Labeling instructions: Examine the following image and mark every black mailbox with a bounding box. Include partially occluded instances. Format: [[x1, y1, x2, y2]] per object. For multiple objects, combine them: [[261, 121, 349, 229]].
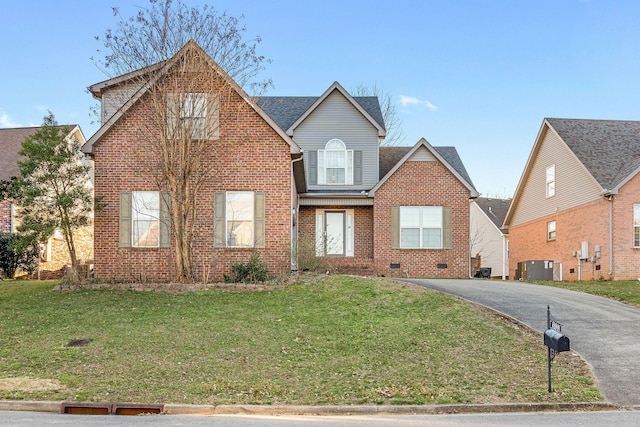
[[544, 329, 570, 352]]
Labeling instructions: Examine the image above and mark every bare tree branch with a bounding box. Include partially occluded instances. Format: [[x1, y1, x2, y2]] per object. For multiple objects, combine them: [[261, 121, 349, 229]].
[[353, 83, 406, 146]]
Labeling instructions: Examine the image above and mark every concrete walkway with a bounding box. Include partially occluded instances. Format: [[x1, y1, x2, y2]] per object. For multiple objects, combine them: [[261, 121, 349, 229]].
[[399, 278, 640, 408]]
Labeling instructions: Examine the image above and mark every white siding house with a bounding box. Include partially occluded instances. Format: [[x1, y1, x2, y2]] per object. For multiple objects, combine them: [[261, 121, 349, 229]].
[[470, 197, 511, 279]]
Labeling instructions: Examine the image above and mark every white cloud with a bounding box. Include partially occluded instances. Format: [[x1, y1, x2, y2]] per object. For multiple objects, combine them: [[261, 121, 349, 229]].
[[400, 95, 438, 111], [0, 110, 22, 127]]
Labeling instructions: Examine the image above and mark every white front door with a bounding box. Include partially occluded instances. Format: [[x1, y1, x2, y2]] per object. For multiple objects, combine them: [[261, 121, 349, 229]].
[[325, 211, 345, 256], [316, 209, 354, 257]]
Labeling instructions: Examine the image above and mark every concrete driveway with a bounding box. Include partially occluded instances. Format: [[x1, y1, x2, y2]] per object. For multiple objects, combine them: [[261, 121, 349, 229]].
[[399, 278, 640, 408]]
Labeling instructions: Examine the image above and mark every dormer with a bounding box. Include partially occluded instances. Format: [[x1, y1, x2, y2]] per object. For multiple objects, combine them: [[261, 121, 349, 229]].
[[258, 82, 386, 192]]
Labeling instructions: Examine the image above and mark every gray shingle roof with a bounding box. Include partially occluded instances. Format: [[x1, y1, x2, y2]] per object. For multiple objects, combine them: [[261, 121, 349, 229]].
[[257, 96, 386, 133], [474, 197, 511, 233], [546, 118, 640, 191], [379, 145, 476, 190], [0, 126, 77, 182], [0, 127, 39, 181]]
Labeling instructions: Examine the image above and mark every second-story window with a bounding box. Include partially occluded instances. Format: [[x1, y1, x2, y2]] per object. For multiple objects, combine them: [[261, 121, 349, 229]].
[[318, 139, 353, 185], [546, 164, 556, 198], [181, 93, 207, 139], [167, 93, 219, 140]]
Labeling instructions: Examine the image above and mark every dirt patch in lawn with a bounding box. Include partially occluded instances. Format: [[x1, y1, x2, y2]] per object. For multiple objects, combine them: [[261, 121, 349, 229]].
[[0, 377, 65, 392]]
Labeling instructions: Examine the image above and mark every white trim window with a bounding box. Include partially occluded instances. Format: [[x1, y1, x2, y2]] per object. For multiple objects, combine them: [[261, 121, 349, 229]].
[[634, 205, 640, 247], [400, 206, 443, 248], [547, 220, 556, 241], [226, 191, 254, 247], [318, 139, 353, 185], [546, 164, 556, 198], [132, 191, 160, 248]]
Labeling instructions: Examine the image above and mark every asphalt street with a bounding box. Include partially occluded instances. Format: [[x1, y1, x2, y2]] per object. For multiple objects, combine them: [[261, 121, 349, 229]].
[[1, 410, 639, 426], [399, 278, 640, 408]]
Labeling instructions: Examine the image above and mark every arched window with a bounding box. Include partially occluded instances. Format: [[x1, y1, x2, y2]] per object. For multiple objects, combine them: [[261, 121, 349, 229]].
[[318, 139, 353, 185]]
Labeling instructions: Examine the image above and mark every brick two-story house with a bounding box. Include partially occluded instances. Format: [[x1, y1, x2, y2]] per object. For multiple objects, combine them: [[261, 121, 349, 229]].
[[83, 40, 477, 282], [504, 118, 640, 281]]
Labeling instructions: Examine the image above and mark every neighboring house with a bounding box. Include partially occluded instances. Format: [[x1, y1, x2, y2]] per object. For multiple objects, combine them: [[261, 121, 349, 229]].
[[0, 125, 94, 278], [504, 118, 640, 281], [83, 40, 477, 282], [470, 197, 511, 279]]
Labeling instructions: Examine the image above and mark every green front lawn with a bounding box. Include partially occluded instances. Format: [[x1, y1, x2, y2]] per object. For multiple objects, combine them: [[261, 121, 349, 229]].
[[533, 279, 640, 308], [0, 276, 600, 405]]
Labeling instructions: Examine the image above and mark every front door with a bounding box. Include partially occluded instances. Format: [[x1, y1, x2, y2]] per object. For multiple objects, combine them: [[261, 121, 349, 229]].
[[325, 211, 345, 256], [315, 209, 354, 257]]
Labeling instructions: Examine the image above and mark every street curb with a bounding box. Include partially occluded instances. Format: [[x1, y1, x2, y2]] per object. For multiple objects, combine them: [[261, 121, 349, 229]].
[[0, 400, 623, 416]]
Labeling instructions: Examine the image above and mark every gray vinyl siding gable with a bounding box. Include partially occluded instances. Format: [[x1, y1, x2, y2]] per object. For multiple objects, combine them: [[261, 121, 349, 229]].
[[101, 82, 145, 124], [293, 91, 379, 190], [511, 126, 603, 226]]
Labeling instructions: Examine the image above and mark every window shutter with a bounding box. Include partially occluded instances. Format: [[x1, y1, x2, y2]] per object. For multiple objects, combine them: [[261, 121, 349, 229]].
[[308, 151, 317, 185], [254, 192, 265, 248], [346, 150, 354, 185], [167, 94, 178, 139], [159, 192, 171, 248], [318, 150, 325, 185], [391, 206, 400, 249], [119, 192, 132, 248], [354, 150, 363, 185], [208, 94, 220, 139], [214, 192, 226, 248], [442, 207, 452, 249]]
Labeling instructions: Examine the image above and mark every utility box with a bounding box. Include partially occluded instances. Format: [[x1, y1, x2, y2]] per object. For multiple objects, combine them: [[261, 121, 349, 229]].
[[516, 260, 554, 280]]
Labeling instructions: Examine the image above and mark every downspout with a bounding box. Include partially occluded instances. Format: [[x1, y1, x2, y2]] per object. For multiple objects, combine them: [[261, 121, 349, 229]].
[[291, 155, 304, 272], [608, 195, 613, 276], [501, 235, 507, 280]]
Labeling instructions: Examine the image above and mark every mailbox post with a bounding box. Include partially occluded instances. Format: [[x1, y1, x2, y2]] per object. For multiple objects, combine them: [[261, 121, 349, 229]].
[[544, 306, 570, 392]]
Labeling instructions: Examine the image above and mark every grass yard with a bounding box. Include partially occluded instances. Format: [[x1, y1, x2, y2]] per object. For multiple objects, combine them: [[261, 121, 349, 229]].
[[533, 279, 640, 308], [0, 276, 600, 405]]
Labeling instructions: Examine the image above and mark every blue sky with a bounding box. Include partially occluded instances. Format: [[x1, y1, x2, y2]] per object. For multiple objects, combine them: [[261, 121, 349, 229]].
[[1, 0, 639, 197]]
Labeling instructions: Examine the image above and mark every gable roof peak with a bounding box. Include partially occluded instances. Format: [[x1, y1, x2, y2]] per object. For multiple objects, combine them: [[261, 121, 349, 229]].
[[83, 40, 301, 155], [282, 81, 386, 138], [372, 138, 478, 197]]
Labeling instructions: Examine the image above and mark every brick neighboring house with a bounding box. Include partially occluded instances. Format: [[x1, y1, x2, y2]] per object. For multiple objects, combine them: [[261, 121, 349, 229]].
[[470, 197, 511, 279], [504, 118, 640, 281], [0, 125, 94, 278], [84, 41, 477, 282]]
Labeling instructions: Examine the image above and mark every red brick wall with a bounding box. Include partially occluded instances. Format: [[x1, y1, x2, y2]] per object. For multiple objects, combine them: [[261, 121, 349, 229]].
[[297, 205, 374, 268], [0, 200, 11, 233], [611, 173, 640, 280], [508, 199, 610, 281], [92, 73, 292, 282], [509, 173, 640, 281], [373, 161, 471, 278]]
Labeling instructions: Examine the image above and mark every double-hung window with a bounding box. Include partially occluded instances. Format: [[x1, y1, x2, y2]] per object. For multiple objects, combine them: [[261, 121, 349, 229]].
[[167, 92, 219, 140], [119, 191, 171, 248], [226, 192, 254, 247], [318, 139, 353, 185], [132, 191, 160, 247], [181, 93, 207, 139], [546, 165, 556, 198], [399, 206, 443, 248], [214, 191, 265, 248], [547, 220, 556, 241]]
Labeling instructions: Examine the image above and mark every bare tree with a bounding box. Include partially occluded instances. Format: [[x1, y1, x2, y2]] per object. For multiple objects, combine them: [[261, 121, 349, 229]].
[[94, 1, 270, 282], [95, 0, 272, 94], [353, 83, 405, 146]]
